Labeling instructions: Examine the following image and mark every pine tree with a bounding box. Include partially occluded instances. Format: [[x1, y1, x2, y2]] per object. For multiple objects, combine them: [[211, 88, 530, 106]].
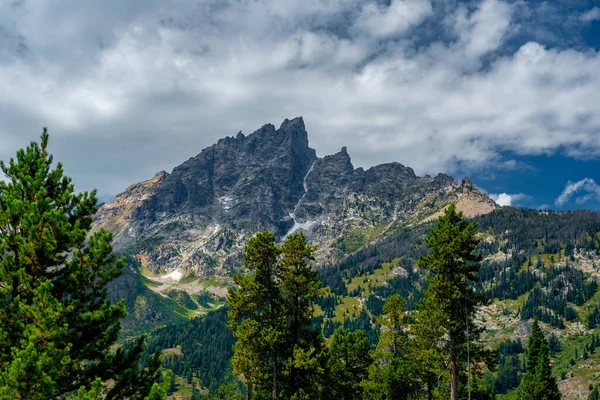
[[524, 318, 545, 374], [548, 334, 561, 357], [410, 294, 448, 399], [228, 231, 325, 399], [228, 231, 283, 399], [279, 232, 327, 399], [144, 370, 172, 400], [168, 369, 177, 394], [414, 203, 490, 400], [363, 295, 419, 400], [0, 129, 162, 399], [209, 380, 245, 399], [328, 327, 372, 400], [518, 318, 561, 400]]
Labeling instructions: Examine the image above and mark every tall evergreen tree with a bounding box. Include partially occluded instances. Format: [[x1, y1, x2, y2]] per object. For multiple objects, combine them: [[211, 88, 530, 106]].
[[410, 295, 449, 399], [363, 295, 419, 400], [518, 318, 560, 400], [414, 203, 490, 400], [228, 231, 284, 399], [279, 232, 327, 400], [0, 129, 162, 399], [328, 327, 372, 400], [228, 231, 325, 399], [524, 318, 545, 374]]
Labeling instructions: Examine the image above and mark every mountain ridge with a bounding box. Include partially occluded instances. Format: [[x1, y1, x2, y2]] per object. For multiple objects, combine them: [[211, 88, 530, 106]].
[[94, 117, 497, 280]]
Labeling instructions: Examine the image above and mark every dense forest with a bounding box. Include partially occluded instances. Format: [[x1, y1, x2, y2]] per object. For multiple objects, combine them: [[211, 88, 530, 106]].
[[143, 308, 235, 394]]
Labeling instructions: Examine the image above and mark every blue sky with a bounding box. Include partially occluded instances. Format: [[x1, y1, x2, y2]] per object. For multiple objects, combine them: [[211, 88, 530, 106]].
[[0, 0, 600, 210], [460, 0, 600, 211], [461, 153, 600, 211]]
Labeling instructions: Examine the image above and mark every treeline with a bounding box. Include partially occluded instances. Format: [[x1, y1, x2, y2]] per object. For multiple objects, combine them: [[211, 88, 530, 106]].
[[476, 208, 600, 256], [320, 207, 600, 300]]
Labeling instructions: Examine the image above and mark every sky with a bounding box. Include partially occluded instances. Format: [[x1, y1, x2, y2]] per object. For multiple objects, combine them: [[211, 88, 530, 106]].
[[1, 0, 600, 210]]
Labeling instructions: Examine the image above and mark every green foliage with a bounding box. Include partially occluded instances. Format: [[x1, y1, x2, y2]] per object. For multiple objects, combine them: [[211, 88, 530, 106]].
[[494, 340, 524, 394], [109, 257, 188, 336], [279, 232, 328, 399], [166, 289, 198, 310], [414, 203, 491, 400], [327, 327, 372, 400], [320, 207, 600, 333], [202, 379, 245, 399], [589, 386, 600, 400], [0, 129, 162, 399], [228, 231, 284, 398], [517, 318, 560, 400], [362, 295, 420, 400], [228, 231, 327, 399], [144, 307, 236, 394], [121, 204, 600, 398], [144, 370, 172, 400], [66, 379, 104, 400]]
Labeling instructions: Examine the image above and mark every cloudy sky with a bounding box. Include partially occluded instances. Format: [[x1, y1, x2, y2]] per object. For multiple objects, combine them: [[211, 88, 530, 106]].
[[1, 0, 600, 209]]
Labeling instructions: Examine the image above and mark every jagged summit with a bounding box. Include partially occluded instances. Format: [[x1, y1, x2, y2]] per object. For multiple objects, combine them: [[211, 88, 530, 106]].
[[280, 116, 305, 130], [95, 117, 497, 276]]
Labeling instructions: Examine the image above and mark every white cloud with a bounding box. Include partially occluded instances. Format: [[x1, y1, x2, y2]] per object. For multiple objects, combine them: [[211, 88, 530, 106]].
[[580, 7, 600, 22], [490, 193, 513, 206], [452, 0, 514, 61], [353, 0, 433, 39], [0, 0, 599, 198], [555, 178, 600, 206], [489, 193, 530, 207]]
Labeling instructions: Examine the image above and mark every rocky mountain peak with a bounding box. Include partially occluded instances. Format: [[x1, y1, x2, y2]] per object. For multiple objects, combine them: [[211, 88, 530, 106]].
[[153, 170, 169, 180], [433, 172, 455, 185], [279, 116, 306, 132], [364, 162, 417, 184], [460, 177, 475, 190], [95, 117, 497, 276]]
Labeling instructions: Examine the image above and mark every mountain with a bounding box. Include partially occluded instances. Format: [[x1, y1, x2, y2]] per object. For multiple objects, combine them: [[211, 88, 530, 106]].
[[96, 118, 600, 398], [95, 117, 496, 280]]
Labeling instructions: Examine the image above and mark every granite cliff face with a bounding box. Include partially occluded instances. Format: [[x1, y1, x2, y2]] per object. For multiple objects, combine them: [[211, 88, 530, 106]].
[[95, 117, 497, 279]]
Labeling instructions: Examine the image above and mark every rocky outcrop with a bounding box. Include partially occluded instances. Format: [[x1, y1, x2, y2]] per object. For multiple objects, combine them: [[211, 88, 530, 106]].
[[93, 170, 168, 243], [94, 117, 497, 276]]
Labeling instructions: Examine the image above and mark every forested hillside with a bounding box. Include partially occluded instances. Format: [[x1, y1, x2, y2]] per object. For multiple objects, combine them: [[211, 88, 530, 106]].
[[148, 207, 600, 399]]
